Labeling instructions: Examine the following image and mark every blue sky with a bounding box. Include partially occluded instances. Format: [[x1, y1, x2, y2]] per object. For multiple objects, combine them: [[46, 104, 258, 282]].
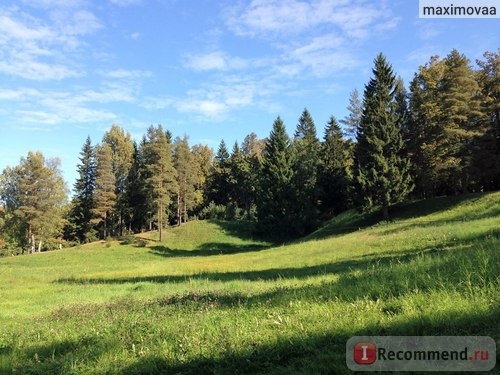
[[0, 0, 498, 189]]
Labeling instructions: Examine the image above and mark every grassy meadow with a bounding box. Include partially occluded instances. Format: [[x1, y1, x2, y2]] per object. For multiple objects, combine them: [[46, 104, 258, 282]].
[[0, 192, 499, 374]]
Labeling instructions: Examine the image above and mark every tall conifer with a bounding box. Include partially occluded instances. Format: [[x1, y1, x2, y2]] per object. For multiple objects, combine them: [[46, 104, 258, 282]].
[[355, 53, 412, 219]]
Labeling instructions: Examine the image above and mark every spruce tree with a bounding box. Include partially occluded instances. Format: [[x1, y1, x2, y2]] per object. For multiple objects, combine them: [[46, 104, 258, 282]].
[[319, 116, 351, 216], [67, 136, 96, 242], [206, 140, 231, 206], [257, 116, 295, 237], [355, 53, 413, 219], [292, 108, 320, 234]]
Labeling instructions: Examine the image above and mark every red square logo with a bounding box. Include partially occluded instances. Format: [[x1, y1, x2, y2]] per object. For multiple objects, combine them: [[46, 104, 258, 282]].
[[354, 342, 377, 364]]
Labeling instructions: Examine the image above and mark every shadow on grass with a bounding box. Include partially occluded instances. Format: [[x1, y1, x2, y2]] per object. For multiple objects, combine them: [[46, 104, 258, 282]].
[[149, 242, 271, 258], [5, 304, 498, 375], [120, 305, 500, 374], [309, 192, 497, 241], [57, 230, 499, 306]]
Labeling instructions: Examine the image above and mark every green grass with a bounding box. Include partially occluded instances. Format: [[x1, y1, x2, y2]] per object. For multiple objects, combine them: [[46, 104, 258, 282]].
[[0, 192, 499, 374]]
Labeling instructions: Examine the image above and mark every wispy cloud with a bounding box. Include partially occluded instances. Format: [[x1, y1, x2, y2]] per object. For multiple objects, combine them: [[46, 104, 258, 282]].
[[183, 51, 249, 72], [0, 3, 101, 80], [225, 0, 397, 39]]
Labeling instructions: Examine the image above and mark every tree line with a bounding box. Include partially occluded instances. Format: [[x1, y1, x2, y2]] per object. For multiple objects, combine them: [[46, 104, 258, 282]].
[[0, 49, 498, 254]]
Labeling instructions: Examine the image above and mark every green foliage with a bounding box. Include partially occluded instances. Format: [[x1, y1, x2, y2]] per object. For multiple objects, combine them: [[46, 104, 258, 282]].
[[91, 143, 116, 239], [409, 49, 489, 196], [206, 140, 231, 206], [0, 151, 68, 253], [257, 116, 296, 238], [103, 125, 135, 236], [173, 136, 197, 225], [319, 116, 352, 217], [143, 125, 178, 241], [66, 136, 96, 243], [355, 53, 413, 218], [291, 108, 321, 234], [0, 192, 498, 373]]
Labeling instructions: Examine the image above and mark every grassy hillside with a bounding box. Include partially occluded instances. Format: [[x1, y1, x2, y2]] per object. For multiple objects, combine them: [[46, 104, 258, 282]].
[[0, 192, 499, 374]]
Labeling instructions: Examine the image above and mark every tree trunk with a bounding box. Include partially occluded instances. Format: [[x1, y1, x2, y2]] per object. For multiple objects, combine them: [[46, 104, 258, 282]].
[[177, 191, 181, 226], [183, 201, 187, 224], [103, 212, 107, 239], [37, 240, 43, 252], [158, 205, 163, 242], [382, 205, 389, 220]]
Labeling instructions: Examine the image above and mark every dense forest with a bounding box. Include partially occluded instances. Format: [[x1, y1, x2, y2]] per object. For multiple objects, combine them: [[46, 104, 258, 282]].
[[0, 49, 498, 255]]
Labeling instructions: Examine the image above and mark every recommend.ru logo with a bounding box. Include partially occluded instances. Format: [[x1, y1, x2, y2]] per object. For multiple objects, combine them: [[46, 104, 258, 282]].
[[346, 336, 496, 371]]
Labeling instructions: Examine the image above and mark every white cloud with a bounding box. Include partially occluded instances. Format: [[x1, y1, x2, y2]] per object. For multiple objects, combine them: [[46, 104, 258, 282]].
[[184, 51, 248, 72], [225, 0, 396, 39], [109, 0, 143, 7], [0, 5, 101, 80], [177, 99, 228, 120]]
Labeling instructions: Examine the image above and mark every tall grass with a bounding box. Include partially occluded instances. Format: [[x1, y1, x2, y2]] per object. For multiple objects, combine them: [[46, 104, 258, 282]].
[[0, 192, 498, 374]]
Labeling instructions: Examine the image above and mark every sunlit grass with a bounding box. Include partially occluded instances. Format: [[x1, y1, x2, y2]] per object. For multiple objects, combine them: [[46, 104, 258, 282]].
[[0, 192, 499, 374]]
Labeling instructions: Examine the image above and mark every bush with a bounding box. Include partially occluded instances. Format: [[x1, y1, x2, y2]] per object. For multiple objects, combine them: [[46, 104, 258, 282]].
[[199, 202, 227, 220]]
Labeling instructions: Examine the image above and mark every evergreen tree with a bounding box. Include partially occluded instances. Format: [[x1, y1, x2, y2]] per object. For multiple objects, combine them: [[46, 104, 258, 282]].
[[408, 55, 446, 197], [355, 53, 413, 219], [408, 50, 483, 195], [126, 141, 149, 232], [227, 141, 253, 218], [319, 116, 351, 216], [143, 125, 177, 241], [191, 144, 213, 214], [0, 152, 68, 252], [173, 136, 197, 225], [257, 116, 296, 237], [67, 136, 96, 242], [103, 125, 134, 235], [206, 140, 231, 206], [292, 108, 320, 234], [440, 49, 483, 192], [340, 89, 363, 138], [92, 143, 116, 239], [473, 50, 500, 190]]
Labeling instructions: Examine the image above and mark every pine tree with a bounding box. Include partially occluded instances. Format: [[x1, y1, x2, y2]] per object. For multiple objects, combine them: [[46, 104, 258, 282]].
[[92, 143, 116, 239], [319, 116, 351, 216], [408, 55, 446, 197], [143, 125, 177, 241], [440, 49, 483, 193], [191, 144, 213, 214], [292, 108, 320, 234], [257, 116, 296, 237], [173, 136, 197, 225], [103, 125, 134, 236], [473, 50, 500, 190], [0, 152, 68, 252], [67, 136, 96, 242], [355, 53, 413, 219], [408, 50, 484, 196]]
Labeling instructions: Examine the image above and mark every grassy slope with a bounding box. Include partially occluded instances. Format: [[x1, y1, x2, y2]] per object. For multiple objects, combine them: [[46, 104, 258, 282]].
[[0, 192, 499, 374]]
